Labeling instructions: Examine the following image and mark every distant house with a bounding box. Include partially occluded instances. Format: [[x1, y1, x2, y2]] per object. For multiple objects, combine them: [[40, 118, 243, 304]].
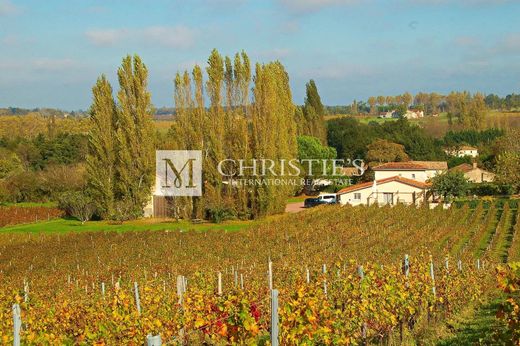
[[450, 162, 495, 183], [372, 161, 448, 183], [337, 176, 430, 206], [402, 110, 424, 119], [444, 145, 478, 158], [378, 111, 394, 119], [378, 110, 424, 119]]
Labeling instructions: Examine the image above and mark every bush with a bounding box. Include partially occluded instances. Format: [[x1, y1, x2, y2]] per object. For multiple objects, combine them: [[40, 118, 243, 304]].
[[205, 206, 235, 224], [58, 191, 96, 224], [468, 183, 514, 197]]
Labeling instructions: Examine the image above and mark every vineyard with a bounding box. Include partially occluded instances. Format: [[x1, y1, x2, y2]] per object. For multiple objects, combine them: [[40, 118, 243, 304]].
[[0, 202, 519, 344], [0, 206, 63, 228]]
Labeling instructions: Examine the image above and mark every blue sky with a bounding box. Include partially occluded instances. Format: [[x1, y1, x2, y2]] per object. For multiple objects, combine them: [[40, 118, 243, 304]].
[[1, 0, 519, 110]]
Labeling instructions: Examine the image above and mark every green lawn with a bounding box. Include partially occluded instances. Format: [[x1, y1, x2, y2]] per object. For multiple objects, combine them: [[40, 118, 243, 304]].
[[436, 295, 510, 345], [286, 196, 307, 203], [0, 217, 256, 233], [1, 201, 58, 208]]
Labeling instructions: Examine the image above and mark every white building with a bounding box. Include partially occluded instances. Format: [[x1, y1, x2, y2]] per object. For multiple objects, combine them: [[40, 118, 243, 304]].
[[450, 163, 495, 183], [373, 161, 447, 182], [337, 176, 430, 206], [444, 145, 478, 158], [403, 110, 424, 119], [378, 110, 424, 119]]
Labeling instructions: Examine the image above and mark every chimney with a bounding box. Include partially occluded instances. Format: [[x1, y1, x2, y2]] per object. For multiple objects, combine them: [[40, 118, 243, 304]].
[[472, 162, 477, 169]]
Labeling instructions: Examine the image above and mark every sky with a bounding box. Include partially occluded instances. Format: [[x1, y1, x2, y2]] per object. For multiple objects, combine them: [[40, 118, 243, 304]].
[[1, 0, 519, 110]]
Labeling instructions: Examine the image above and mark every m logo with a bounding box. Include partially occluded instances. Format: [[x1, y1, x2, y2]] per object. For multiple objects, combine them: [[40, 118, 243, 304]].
[[155, 150, 202, 196]]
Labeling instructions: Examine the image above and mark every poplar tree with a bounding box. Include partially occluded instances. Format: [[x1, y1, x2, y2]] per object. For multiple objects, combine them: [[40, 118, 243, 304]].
[[114, 55, 155, 219], [86, 75, 116, 219], [251, 61, 297, 217], [302, 79, 326, 143], [200, 49, 226, 216]]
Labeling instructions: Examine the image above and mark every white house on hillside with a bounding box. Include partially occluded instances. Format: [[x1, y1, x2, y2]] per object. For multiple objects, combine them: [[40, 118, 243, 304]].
[[373, 161, 448, 182], [444, 145, 478, 158], [337, 176, 430, 206], [403, 110, 424, 119], [378, 110, 424, 119]]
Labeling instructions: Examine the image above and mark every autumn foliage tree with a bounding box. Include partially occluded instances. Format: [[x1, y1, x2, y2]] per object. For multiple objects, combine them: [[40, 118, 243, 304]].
[[87, 55, 155, 220], [168, 50, 298, 220]]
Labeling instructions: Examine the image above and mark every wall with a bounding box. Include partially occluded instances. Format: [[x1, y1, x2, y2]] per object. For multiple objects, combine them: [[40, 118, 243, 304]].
[[338, 181, 427, 206]]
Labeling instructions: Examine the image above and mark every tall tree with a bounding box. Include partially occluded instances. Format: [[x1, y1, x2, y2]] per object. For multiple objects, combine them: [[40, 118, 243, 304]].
[[402, 92, 413, 108], [114, 55, 156, 220], [86, 75, 116, 219], [302, 79, 326, 142], [251, 61, 297, 217], [368, 96, 377, 114], [376, 96, 386, 108]]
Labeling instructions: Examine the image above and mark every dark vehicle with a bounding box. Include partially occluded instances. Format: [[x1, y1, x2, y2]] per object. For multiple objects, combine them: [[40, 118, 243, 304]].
[[304, 197, 328, 208]]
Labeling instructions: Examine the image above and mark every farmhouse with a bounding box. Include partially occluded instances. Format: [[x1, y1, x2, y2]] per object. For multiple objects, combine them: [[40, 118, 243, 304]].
[[373, 161, 447, 182], [337, 176, 430, 206], [378, 110, 424, 119], [450, 162, 495, 183], [444, 145, 479, 158], [378, 111, 394, 119], [403, 110, 424, 119]]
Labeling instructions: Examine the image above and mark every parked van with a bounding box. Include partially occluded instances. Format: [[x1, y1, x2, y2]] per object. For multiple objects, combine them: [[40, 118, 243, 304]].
[[304, 194, 337, 208]]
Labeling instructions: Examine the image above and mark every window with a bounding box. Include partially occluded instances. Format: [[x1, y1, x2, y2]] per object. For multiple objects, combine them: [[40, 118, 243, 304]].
[[354, 193, 361, 200], [383, 193, 394, 205]]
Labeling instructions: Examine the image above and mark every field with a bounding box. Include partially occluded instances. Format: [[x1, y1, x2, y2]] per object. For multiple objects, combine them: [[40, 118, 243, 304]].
[[0, 206, 63, 227], [325, 111, 520, 137], [1, 202, 519, 344]]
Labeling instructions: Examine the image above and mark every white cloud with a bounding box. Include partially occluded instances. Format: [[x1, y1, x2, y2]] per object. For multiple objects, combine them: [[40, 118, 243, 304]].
[[85, 29, 127, 46], [85, 26, 197, 48], [278, 0, 360, 14], [141, 26, 196, 48], [32, 58, 79, 72], [454, 36, 480, 47], [0, 0, 19, 15], [500, 33, 520, 52]]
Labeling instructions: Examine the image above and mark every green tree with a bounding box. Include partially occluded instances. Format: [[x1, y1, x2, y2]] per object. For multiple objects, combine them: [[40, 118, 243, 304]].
[[302, 80, 326, 142], [86, 75, 116, 218], [366, 139, 409, 164], [58, 191, 96, 224], [114, 55, 156, 220], [304, 80, 324, 116], [0, 148, 22, 179], [297, 135, 337, 193], [251, 61, 297, 217], [494, 129, 520, 193], [402, 92, 413, 108], [430, 171, 470, 201], [297, 135, 337, 176], [368, 96, 377, 114], [377, 96, 386, 108]]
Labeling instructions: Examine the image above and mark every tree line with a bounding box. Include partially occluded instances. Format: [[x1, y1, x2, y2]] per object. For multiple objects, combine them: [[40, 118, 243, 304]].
[[86, 50, 329, 221], [166, 49, 328, 221]]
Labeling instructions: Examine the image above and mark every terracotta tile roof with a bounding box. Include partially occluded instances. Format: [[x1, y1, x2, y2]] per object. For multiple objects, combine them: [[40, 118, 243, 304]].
[[450, 163, 492, 174], [459, 145, 478, 151], [373, 161, 447, 171], [450, 163, 474, 173], [337, 176, 430, 195]]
